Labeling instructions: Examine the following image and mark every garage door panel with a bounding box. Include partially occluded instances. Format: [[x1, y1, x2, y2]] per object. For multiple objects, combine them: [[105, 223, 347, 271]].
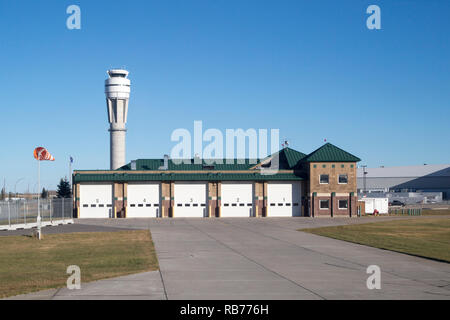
[[127, 183, 160, 218], [267, 182, 302, 217], [174, 183, 207, 217], [221, 183, 253, 217], [79, 184, 113, 218]]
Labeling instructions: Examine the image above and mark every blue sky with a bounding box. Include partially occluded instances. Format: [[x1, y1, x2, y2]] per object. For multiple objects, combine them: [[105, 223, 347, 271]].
[[0, 0, 449, 192]]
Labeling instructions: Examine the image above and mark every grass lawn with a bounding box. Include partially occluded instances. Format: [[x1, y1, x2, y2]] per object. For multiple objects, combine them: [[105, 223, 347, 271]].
[[0, 230, 158, 298], [421, 209, 450, 216], [301, 218, 450, 263]]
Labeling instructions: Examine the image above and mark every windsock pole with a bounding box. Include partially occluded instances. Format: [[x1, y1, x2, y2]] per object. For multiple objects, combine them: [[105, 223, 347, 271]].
[[33, 147, 55, 240], [37, 160, 41, 240]]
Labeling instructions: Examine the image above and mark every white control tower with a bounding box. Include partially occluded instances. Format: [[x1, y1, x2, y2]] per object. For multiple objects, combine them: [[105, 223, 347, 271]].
[[105, 69, 131, 170]]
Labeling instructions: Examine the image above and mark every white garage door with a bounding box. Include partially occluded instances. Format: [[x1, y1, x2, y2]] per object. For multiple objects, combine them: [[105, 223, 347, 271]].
[[127, 183, 160, 218], [221, 182, 253, 217], [267, 182, 302, 217], [79, 184, 113, 218], [174, 182, 207, 217]]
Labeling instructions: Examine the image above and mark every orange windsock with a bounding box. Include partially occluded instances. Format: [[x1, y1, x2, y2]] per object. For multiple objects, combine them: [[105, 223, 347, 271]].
[[33, 147, 55, 161]]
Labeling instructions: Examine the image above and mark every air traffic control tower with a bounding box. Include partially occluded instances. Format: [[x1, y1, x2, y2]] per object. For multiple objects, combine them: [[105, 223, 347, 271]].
[[105, 69, 130, 170]]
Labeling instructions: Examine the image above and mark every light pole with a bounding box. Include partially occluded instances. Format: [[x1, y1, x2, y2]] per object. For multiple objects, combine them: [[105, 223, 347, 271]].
[[14, 178, 24, 198], [362, 165, 368, 194], [32, 182, 38, 196]]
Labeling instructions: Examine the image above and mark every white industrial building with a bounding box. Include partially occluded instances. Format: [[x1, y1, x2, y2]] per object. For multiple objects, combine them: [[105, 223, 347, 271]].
[[357, 164, 450, 200]]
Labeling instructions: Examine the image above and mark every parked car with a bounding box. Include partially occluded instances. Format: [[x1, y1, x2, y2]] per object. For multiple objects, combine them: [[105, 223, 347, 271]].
[[389, 200, 405, 207]]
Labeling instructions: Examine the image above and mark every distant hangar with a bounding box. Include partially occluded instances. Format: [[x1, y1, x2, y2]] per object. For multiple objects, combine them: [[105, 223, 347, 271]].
[[357, 164, 450, 199]]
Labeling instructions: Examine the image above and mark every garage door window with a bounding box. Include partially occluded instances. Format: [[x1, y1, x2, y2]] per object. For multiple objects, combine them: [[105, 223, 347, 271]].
[[339, 200, 348, 209], [319, 200, 329, 209], [320, 174, 329, 184]]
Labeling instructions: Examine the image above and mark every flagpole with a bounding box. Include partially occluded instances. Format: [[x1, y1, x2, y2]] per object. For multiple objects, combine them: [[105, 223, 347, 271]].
[[37, 159, 41, 240]]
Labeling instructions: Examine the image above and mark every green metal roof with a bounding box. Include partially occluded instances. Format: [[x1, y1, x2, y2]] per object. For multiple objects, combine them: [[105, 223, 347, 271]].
[[73, 172, 304, 183], [73, 145, 360, 183], [301, 143, 361, 163], [116, 147, 307, 172], [118, 158, 261, 171], [282, 147, 307, 168]]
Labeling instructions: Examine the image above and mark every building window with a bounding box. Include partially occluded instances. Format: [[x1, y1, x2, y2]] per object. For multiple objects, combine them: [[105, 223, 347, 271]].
[[338, 174, 348, 184], [350, 164, 354, 168], [319, 200, 329, 209], [341, 164, 345, 168], [320, 174, 329, 184], [322, 164, 326, 168], [338, 200, 348, 209], [332, 164, 335, 168]]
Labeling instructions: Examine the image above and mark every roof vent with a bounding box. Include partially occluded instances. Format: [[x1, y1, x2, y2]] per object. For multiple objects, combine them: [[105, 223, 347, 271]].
[[159, 155, 169, 170], [131, 160, 137, 170]]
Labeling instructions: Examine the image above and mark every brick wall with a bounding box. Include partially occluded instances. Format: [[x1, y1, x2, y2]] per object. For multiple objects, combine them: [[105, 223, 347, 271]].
[[254, 182, 264, 217], [114, 182, 126, 218], [308, 162, 357, 217], [161, 182, 171, 218], [309, 162, 357, 194], [332, 196, 350, 217], [208, 182, 219, 217], [313, 196, 331, 217]]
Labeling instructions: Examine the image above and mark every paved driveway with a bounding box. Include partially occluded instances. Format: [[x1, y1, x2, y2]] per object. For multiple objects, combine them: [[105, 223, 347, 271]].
[[7, 217, 450, 300]]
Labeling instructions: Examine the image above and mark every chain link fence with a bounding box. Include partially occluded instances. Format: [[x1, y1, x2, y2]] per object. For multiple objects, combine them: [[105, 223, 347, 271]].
[[0, 198, 73, 227]]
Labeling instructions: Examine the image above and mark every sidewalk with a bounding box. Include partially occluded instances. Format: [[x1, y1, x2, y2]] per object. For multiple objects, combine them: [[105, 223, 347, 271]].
[[5, 271, 166, 300]]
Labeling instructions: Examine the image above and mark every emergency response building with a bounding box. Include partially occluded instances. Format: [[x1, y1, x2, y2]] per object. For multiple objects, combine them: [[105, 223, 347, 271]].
[[72, 69, 361, 219], [73, 143, 361, 218]]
